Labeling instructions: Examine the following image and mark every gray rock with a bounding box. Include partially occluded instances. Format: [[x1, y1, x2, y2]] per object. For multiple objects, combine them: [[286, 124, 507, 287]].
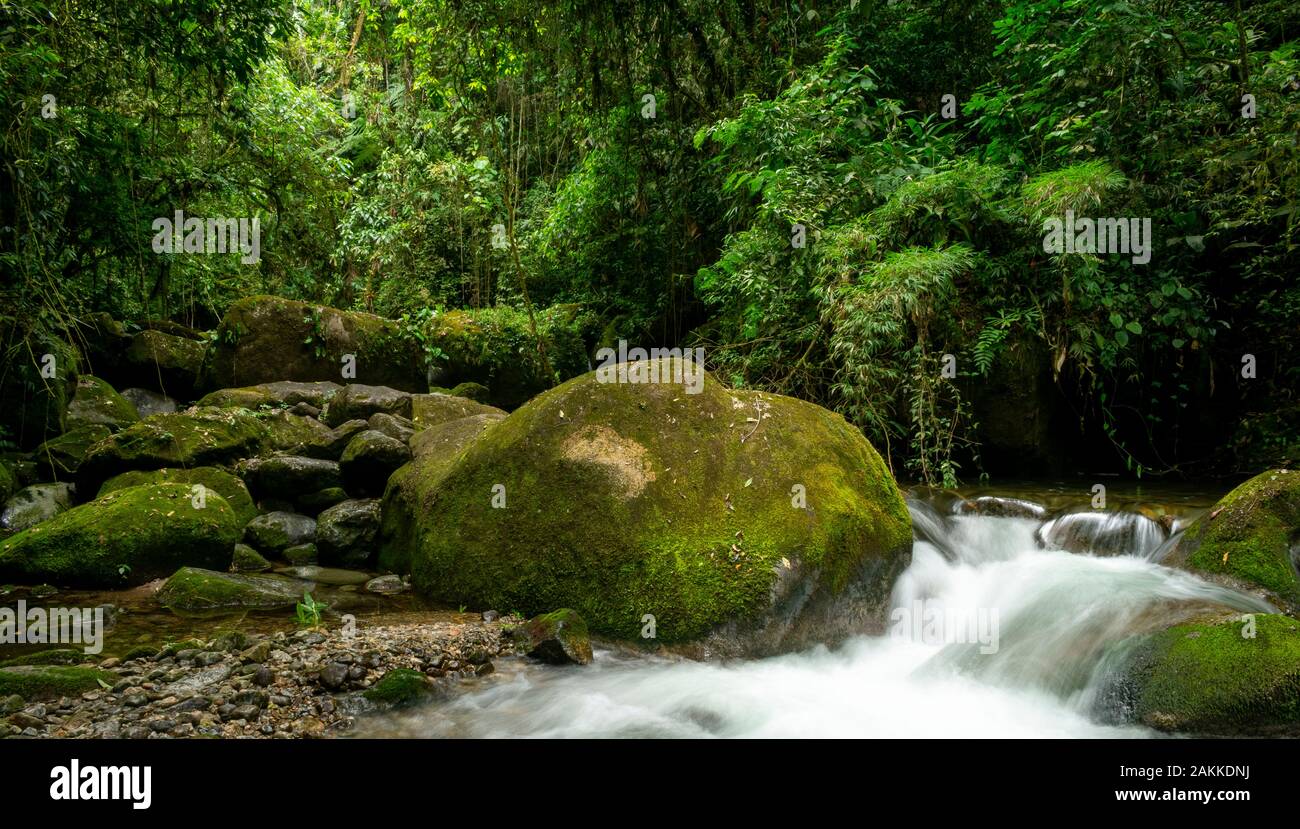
[[315, 499, 381, 568], [243, 511, 316, 554], [119, 388, 178, 419], [1, 483, 75, 532], [273, 565, 369, 586], [365, 575, 407, 595], [318, 662, 349, 690], [340, 430, 410, 495], [325, 384, 412, 427], [241, 456, 341, 499], [367, 412, 416, 444]]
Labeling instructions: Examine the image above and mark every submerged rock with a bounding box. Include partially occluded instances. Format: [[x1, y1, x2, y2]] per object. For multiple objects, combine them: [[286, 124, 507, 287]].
[[1164, 469, 1300, 613], [0, 483, 241, 586], [1035, 510, 1168, 557], [510, 609, 593, 665], [157, 567, 314, 612], [394, 358, 912, 654], [954, 496, 1048, 520]]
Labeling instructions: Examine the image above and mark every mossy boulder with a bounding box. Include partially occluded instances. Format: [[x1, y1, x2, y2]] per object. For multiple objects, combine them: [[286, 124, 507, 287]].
[[202, 295, 427, 392], [0, 665, 116, 700], [157, 566, 314, 612], [98, 466, 257, 526], [122, 329, 207, 398], [1165, 469, 1300, 613], [1108, 612, 1300, 735], [0, 483, 241, 587], [231, 543, 271, 573], [76, 406, 268, 496], [34, 424, 112, 478], [240, 456, 341, 499], [397, 359, 912, 654], [64, 375, 140, 433], [511, 609, 593, 665], [0, 462, 16, 505], [449, 382, 491, 403], [198, 380, 341, 410], [410, 393, 505, 430], [364, 668, 434, 705], [316, 499, 381, 568], [324, 384, 412, 426], [0, 648, 85, 667]]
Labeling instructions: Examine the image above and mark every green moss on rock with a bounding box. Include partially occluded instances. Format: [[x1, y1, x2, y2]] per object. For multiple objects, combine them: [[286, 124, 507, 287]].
[[0, 649, 84, 667], [157, 566, 314, 612], [35, 424, 112, 478], [76, 406, 268, 496], [398, 359, 912, 653], [1167, 469, 1300, 612], [363, 668, 432, 705], [98, 466, 258, 526], [65, 375, 140, 432], [0, 665, 115, 700], [1115, 613, 1300, 735], [0, 483, 242, 587]]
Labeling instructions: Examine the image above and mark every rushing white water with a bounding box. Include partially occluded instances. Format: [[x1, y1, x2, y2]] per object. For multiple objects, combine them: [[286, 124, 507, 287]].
[[360, 500, 1272, 738]]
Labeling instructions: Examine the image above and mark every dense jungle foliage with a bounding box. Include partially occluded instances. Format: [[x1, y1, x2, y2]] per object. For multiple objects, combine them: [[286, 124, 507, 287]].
[[3, 0, 1298, 483]]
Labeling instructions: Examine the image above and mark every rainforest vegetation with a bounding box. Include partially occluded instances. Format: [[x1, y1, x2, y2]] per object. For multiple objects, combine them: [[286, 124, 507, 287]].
[[3, 0, 1299, 484]]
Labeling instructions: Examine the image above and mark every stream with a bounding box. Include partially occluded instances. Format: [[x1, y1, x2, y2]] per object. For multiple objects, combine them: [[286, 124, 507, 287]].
[[357, 483, 1271, 738]]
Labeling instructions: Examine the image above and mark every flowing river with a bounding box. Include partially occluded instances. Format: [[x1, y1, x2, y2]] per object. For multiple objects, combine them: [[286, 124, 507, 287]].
[[358, 487, 1272, 738]]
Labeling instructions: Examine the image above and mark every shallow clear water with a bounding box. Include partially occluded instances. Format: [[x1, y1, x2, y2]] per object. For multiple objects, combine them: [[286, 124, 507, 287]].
[[359, 494, 1270, 739]]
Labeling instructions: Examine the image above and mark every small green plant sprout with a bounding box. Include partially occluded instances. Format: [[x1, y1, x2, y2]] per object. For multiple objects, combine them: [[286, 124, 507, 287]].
[[295, 592, 328, 627]]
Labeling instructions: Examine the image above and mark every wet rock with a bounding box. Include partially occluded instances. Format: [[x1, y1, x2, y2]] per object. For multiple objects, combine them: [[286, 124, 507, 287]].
[[317, 662, 349, 690], [284, 543, 318, 565], [955, 496, 1048, 520], [511, 609, 594, 666], [362, 668, 431, 706], [273, 566, 369, 586], [365, 575, 406, 595], [231, 543, 272, 573], [296, 487, 349, 516], [64, 376, 139, 433], [1036, 510, 1168, 557]]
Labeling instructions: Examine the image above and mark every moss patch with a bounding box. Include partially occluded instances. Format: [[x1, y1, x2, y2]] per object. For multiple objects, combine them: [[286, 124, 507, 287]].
[[1119, 613, 1300, 734], [98, 466, 258, 526], [0, 665, 115, 700], [363, 668, 432, 705], [1169, 469, 1300, 611], [0, 483, 241, 587]]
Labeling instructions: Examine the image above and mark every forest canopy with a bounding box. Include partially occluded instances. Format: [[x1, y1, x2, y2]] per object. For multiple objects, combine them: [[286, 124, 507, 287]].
[[3, 0, 1298, 483]]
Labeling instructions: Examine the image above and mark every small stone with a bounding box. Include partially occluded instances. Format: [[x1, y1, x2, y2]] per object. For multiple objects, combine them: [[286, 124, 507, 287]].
[[253, 666, 274, 687], [318, 662, 349, 690]]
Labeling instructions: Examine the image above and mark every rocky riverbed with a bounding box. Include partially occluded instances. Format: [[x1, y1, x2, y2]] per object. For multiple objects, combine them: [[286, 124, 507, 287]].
[[0, 613, 516, 739]]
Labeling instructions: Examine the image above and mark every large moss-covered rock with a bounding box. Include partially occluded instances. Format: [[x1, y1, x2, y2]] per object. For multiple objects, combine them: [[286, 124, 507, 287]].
[[0, 325, 79, 450], [0, 483, 241, 587], [76, 406, 268, 496], [202, 296, 427, 392], [122, 329, 206, 399], [34, 424, 112, 478], [397, 359, 912, 654], [243, 511, 316, 555], [1108, 613, 1300, 735], [378, 413, 504, 573], [1165, 469, 1300, 613], [198, 380, 341, 410], [157, 566, 314, 612], [64, 375, 140, 433], [410, 393, 505, 430], [98, 466, 257, 526], [511, 608, 593, 665]]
